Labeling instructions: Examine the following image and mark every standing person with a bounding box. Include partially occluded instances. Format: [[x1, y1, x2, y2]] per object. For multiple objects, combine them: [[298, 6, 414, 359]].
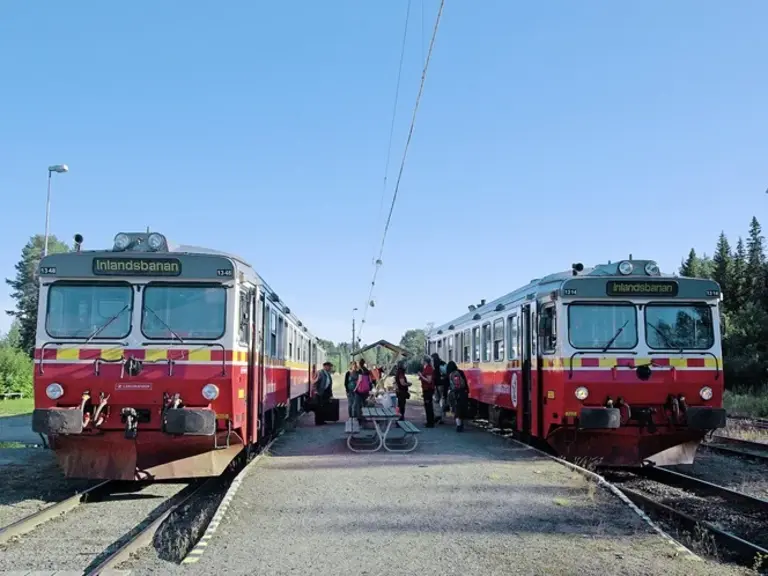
[[313, 361, 334, 425], [354, 358, 374, 420], [394, 360, 411, 421], [344, 361, 359, 419], [418, 357, 436, 428], [447, 360, 469, 432], [431, 353, 447, 424]]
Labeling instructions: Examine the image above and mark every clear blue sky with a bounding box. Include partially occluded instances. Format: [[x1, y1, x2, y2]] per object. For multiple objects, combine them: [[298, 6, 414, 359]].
[[2, 1, 767, 344]]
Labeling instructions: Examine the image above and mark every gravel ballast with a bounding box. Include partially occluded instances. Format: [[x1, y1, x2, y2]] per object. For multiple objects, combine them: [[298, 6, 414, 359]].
[[125, 399, 754, 576], [0, 479, 190, 574]]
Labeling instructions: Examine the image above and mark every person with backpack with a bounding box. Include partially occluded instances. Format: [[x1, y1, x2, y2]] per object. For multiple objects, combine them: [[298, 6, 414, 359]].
[[431, 353, 448, 424], [344, 361, 359, 419], [446, 360, 469, 432], [353, 358, 374, 421], [418, 357, 436, 428], [394, 360, 411, 421]]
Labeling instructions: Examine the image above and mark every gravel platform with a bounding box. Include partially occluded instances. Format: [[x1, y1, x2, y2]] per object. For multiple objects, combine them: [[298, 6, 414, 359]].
[[125, 399, 752, 576], [0, 414, 42, 445], [0, 479, 189, 574], [0, 447, 95, 527]]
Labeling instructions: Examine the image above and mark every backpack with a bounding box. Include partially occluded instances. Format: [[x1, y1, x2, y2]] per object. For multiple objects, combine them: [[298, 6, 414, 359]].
[[356, 372, 372, 395], [450, 371, 465, 391]]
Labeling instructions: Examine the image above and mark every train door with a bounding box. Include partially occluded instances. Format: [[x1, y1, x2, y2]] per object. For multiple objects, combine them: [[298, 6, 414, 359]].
[[245, 287, 258, 444], [521, 303, 533, 436], [256, 293, 268, 443]]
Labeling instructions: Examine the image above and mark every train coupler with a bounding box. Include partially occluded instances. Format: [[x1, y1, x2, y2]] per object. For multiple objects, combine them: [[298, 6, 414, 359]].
[[121, 407, 139, 439]]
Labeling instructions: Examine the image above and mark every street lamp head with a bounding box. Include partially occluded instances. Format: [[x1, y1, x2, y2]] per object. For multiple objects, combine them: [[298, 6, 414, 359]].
[[48, 164, 68, 173]]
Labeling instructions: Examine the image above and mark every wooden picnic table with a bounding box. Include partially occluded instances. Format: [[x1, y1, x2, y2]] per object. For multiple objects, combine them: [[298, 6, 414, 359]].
[[344, 407, 420, 453]]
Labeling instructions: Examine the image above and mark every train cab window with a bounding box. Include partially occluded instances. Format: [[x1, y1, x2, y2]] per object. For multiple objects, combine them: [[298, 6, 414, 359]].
[[463, 329, 471, 362], [46, 282, 133, 339], [471, 327, 480, 361], [492, 319, 504, 361], [506, 314, 519, 360], [238, 291, 250, 345], [645, 303, 714, 350], [540, 304, 557, 353], [481, 323, 491, 362], [568, 303, 637, 350], [142, 284, 226, 340]]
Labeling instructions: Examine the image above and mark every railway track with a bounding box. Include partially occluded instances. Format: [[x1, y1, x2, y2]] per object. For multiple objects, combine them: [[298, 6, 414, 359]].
[[705, 435, 768, 463], [607, 466, 768, 569], [727, 415, 768, 430]]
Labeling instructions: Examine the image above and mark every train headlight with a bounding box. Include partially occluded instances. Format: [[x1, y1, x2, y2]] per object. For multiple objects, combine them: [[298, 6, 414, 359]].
[[699, 386, 713, 401], [202, 384, 220, 401], [147, 233, 164, 251], [644, 262, 660, 276], [574, 386, 589, 401], [618, 260, 634, 275], [113, 233, 131, 251], [46, 383, 64, 400]]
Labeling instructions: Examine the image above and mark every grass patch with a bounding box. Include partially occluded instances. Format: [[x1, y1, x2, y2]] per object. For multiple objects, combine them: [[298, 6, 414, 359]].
[[0, 396, 34, 416], [723, 389, 768, 418], [0, 441, 26, 449]]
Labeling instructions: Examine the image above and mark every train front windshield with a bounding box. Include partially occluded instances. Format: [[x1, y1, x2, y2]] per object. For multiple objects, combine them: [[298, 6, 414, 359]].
[[142, 284, 227, 340], [46, 282, 134, 339], [568, 302, 716, 351]]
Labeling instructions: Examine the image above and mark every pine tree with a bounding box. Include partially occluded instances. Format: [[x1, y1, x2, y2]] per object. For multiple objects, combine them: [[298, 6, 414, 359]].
[[5, 235, 69, 356], [712, 232, 732, 297], [745, 216, 766, 302], [680, 248, 701, 277], [730, 237, 747, 314]]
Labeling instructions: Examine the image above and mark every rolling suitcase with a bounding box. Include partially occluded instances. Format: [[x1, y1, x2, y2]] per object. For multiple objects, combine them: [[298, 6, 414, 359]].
[[325, 398, 340, 422]]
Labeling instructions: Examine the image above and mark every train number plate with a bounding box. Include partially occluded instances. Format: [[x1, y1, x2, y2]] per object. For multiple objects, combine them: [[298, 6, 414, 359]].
[[115, 382, 153, 391]]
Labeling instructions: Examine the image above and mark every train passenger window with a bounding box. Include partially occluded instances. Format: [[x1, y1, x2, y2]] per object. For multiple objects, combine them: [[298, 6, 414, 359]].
[[481, 323, 491, 362], [142, 284, 226, 340], [540, 305, 556, 353], [506, 314, 518, 360], [568, 303, 637, 350], [269, 311, 277, 355], [493, 319, 504, 361], [645, 303, 714, 350], [463, 329, 471, 362], [46, 282, 133, 339], [448, 335, 454, 362], [288, 327, 294, 360], [472, 327, 481, 361]]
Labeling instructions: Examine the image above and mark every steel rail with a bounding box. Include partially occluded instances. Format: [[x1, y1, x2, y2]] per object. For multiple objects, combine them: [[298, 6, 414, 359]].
[[0, 480, 111, 545]]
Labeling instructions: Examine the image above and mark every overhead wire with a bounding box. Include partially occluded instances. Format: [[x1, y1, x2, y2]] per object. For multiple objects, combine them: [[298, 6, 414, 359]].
[[373, 0, 413, 255], [356, 0, 446, 344]]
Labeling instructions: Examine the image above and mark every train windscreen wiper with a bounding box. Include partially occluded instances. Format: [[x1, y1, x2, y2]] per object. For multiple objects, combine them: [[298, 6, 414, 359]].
[[646, 322, 684, 354], [601, 319, 630, 353], [84, 304, 130, 343], [143, 306, 186, 344]]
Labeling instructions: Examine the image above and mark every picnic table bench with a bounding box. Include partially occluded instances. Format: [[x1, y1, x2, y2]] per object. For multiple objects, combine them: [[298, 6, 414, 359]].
[[345, 407, 420, 453]]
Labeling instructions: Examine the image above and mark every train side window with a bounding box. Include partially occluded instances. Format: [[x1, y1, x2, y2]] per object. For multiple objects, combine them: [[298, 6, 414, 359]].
[[506, 314, 519, 360], [481, 323, 491, 362], [288, 327, 294, 360], [447, 335, 454, 362], [269, 310, 277, 357], [493, 318, 504, 361], [238, 290, 250, 346], [470, 326, 479, 361], [463, 329, 471, 362], [540, 304, 556, 353]]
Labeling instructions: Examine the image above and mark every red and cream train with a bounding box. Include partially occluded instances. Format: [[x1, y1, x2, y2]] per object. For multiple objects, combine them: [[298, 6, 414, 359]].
[[33, 231, 325, 480], [428, 258, 727, 466]]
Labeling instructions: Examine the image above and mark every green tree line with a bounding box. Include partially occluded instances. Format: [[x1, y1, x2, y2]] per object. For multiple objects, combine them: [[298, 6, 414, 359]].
[[2, 234, 69, 396], [680, 216, 768, 392]]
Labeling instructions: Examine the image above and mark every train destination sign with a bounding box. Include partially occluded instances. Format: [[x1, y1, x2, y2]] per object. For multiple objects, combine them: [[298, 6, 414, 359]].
[[92, 257, 182, 276], [606, 280, 679, 297]]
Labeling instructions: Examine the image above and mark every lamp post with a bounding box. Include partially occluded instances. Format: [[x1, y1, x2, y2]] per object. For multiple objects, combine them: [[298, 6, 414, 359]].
[[351, 307, 358, 360], [44, 164, 69, 257]]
